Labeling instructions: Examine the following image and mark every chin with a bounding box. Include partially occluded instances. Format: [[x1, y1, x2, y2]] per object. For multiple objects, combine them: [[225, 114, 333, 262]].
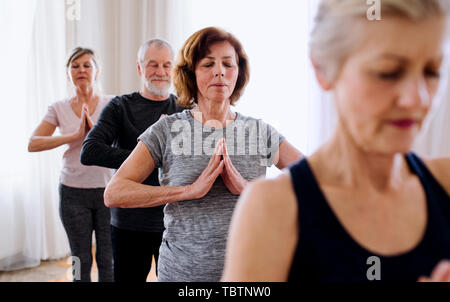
[[378, 127, 421, 153], [76, 82, 93, 89], [373, 139, 416, 155], [358, 133, 416, 156], [153, 84, 169, 92], [210, 93, 232, 102]]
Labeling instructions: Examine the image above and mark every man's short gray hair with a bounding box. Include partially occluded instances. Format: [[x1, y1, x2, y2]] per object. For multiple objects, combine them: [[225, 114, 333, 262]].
[[137, 38, 174, 65]]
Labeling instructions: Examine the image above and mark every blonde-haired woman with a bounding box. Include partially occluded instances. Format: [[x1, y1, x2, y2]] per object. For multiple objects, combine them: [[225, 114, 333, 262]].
[[222, 0, 450, 282], [28, 47, 114, 282]]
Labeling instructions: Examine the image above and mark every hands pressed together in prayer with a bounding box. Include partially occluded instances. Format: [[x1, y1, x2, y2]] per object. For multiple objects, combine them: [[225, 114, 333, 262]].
[[189, 138, 248, 199], [74, 103, 94, 140]]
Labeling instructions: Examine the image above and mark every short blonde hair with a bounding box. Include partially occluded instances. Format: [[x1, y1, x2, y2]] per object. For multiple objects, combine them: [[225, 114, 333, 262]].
[[310, 0, 450, 82], [173, 27, 250, 108]]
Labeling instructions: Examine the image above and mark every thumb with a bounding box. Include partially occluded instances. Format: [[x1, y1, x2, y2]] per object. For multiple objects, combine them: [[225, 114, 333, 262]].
[[217, 160, 225, 174]]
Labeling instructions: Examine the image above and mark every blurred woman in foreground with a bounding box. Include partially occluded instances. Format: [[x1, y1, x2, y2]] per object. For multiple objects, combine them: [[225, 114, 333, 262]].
[[222, 0, 450, 282]]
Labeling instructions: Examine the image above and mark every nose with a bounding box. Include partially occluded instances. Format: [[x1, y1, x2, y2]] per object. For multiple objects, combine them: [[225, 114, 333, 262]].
[[214, 64, 225, 78], [78, 65, 87, 73], [398, 77, 431, 109], [156, 64, 166, 76]]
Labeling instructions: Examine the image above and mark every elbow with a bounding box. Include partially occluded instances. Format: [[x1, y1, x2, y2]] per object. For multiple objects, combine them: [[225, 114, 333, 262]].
[[80, 144, 92, 166], [103, 185, 117, 208], [104, 180, 123, 208], [80, 153, 90, 166], [28, 138, 38, 152]]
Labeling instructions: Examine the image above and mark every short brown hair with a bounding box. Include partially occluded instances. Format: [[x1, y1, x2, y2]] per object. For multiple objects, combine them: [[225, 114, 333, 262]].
[[66, 47, 98, 70], [173, 27, 250, 108]]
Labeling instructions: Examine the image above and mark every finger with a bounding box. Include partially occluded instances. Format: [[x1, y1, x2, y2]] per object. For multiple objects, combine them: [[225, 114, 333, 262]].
[[222, 139, 232, 166], [222, 138, 228, 156], [431, 260, 450, 281], [222, 141, 238, 175], [213, 140, 223, 161], [222, 151, 231, 171], [209, 139, 223, 160], [216, 138, 224, 156], [208, 141, 222, 173], [213, 160, 224, 178], [204, 144, 223, 176], [417, 276, 430, 282], [80, 113, 86, 125], [207, 160, 224, 185], [221, 163, 228, 178], [224, 153, 238, 176]]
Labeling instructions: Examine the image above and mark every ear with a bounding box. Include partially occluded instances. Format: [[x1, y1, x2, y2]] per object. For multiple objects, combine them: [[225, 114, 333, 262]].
[[66, 69, 73, 83], [137, 61, 143, 77], [311, 56, 333, 91]]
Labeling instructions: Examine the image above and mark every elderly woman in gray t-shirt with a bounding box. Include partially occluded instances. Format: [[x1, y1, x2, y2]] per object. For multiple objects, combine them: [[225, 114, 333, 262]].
[[104, 27, 303, 281]]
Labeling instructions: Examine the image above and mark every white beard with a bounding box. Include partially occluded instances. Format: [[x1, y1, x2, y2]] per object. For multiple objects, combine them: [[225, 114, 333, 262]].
[[145, 78, 170, 97]]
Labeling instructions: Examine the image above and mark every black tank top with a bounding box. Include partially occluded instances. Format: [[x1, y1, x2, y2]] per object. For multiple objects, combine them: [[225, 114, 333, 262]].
[[288, 153, 450, 282]]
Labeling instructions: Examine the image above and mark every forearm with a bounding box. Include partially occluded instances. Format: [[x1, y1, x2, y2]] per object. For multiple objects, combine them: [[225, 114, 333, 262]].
[[104, 178, 193, 208], [275, 140, 304, 170], [81, 139, 131, 169], [80, 103, 131, 169], [28, 134, 76, 152]]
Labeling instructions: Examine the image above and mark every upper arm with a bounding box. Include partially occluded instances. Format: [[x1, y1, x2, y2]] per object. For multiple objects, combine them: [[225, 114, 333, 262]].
[[222, 173, 298, 281], [425, 157, 450, 196], [31, 120, 57, 137], [86, 101, 120, 145], [275, 139, 303, 170], [112, 141, 156, 184]]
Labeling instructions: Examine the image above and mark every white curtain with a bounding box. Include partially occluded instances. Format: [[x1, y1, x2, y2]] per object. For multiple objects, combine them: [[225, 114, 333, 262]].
[[65, 0, 190, 96], [414, 65, 450, 157], [0, 0, 70, 271]]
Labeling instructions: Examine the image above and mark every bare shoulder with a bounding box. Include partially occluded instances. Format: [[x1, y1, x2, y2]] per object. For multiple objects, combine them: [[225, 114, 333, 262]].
[[237, 171, 298, 223], [423, 156, 450, 196], [223, 172, 299, 281]]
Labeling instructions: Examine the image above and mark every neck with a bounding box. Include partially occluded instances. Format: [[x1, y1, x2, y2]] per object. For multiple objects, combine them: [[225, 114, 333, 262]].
[[316, 123, 408, 191], [139, 87, 169, 101], [75, 86, 96, 103], [194, 97, 235, 127]]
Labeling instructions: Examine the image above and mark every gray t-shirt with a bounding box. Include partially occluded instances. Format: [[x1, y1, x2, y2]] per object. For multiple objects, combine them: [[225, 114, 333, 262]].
[[138, 109, 285, 281]]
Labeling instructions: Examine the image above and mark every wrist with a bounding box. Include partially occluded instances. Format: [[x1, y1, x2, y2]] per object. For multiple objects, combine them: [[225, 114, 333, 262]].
[[67, 132, 79, 141], [185, 184, 198, 200], [239, 179, 249, 194], [70, 130, 83, 141]]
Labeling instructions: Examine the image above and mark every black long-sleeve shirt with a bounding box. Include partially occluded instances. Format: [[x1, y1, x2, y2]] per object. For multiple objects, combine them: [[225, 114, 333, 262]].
[[81, 92, 183, 232]]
